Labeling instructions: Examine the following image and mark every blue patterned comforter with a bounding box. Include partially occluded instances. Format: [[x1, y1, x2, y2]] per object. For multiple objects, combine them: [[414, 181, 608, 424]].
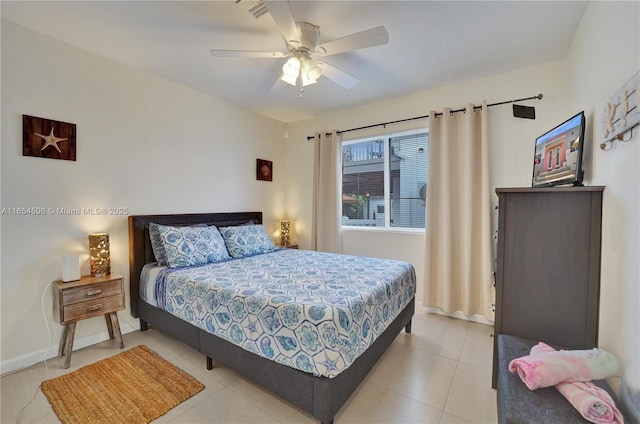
[[152, 249, 416, 377]]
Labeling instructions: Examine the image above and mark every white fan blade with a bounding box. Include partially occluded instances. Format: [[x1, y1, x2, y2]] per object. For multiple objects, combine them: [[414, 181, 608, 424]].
[[315, 26, 389, 56], [209, 49, 288, 58], [318, 61, 360, 89], [265, 1, 301, 46], [269, 74, 287, 93]]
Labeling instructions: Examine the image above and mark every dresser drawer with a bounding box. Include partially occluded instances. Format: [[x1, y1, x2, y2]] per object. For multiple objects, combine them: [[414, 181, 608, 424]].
[[61, 280, 122, 306], [62, 294, 125, 323]]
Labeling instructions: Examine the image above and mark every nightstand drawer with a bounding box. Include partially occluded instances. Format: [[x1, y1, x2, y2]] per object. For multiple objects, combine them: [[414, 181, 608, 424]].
[[61, 280, 122, 306], [63, 295, 125, 322]]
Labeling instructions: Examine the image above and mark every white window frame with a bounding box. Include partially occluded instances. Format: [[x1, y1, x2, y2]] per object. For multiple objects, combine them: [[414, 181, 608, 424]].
[[341, 128, 427, 233]]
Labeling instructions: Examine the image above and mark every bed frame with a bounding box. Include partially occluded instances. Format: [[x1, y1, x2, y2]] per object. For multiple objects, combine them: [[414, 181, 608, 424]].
[[129, 212, 415, 424]]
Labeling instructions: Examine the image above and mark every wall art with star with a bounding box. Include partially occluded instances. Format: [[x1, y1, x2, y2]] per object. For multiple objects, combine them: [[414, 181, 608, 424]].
[[23, 115, 76, 161]]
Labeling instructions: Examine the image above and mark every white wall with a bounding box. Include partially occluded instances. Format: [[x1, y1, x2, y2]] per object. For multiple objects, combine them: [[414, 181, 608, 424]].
[[286, 0, 639, 400], [565, 0, 639, 396], [0, 20, 285, 373]]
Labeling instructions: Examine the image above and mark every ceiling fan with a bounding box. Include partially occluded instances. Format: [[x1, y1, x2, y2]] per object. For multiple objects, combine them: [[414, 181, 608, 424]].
[[210, 0, 389, 91]]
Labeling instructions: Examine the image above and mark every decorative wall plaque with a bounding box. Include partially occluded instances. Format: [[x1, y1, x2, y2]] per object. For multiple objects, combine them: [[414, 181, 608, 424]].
[[23, 115, 76, 161], [256, 159, 273, 181]]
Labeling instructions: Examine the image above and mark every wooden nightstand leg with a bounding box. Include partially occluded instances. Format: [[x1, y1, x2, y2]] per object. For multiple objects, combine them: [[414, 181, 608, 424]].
[[105, 314, 115, 339], [109, 312, 124, 349], [58, 324, 68, 357], [63, 322, 76, 369]]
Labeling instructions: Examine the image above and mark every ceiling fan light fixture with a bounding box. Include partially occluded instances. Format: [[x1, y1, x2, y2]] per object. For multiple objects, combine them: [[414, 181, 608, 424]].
[[282, 56, 301, 77], [280, 72, 298, 86], [301, 74, 318, 87], [212, 2, 386, 93], [304, 59, 322, 81]]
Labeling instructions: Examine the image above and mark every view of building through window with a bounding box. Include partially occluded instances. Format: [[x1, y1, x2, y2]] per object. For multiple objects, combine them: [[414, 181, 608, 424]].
[[342, 130, 428, 229]]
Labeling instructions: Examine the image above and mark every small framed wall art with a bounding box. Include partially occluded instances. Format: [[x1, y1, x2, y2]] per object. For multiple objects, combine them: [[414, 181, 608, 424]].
[[23, 115, 76, 161], [256, 159, 273, 181]]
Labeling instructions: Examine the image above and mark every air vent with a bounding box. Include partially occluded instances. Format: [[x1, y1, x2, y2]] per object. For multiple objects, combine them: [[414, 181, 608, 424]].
[[236, 0, 268, 18]]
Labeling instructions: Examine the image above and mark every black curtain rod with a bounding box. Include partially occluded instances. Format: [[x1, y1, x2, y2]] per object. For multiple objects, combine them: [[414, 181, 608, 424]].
[[306, 93, 543, 140]]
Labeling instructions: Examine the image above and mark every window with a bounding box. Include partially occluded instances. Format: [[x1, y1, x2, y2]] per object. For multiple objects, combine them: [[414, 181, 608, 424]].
[[341, 130, 428, 229]]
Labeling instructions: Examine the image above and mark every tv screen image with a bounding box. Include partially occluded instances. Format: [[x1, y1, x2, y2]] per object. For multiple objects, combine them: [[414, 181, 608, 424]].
[[532, 111, 586, 187]]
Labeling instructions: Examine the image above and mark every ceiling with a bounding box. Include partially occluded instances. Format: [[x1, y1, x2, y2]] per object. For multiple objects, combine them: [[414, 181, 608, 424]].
[[1, 1, 587, 123]]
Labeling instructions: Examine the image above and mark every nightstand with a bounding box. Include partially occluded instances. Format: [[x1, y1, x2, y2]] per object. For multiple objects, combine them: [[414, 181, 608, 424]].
[[279, 243, 298, 249], [52, 274, 125, 368]]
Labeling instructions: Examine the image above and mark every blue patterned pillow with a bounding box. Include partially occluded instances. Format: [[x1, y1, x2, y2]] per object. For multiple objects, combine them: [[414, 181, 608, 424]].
[[149, 223, 207, 266], [219, 224, 276, 258], [155, 224, 230, 268], [149, 222, 169, 266]]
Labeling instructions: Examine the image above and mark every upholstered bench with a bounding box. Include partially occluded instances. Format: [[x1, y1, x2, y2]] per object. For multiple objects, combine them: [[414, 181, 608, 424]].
[[497, 334, 626, 424]]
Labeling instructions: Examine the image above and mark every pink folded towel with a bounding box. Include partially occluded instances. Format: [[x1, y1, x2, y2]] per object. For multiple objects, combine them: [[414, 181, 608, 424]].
[[516, 342, 624, 424], [556, 381, 624, 423], [509, 344, 621, 390]]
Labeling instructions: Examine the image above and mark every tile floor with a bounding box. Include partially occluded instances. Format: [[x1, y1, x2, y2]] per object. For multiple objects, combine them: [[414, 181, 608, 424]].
[[1, 310, 498, 423]]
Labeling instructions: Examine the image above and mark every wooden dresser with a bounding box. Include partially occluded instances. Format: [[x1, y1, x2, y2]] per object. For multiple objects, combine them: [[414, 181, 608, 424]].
[[53, 274, 125, 368], [492, 187, 604, 388]]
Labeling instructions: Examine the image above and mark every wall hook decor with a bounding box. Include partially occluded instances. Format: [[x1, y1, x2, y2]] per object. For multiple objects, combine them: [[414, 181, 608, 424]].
[[600, 71, 639, 151]]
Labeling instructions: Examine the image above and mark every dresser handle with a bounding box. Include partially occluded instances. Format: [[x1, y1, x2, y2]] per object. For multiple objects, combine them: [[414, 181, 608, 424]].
[[86, 289, 102, 296], [87, 304, 103, 312]]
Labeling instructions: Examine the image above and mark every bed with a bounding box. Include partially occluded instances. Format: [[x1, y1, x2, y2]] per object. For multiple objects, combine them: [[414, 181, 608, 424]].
[[128, 212, 415, 424]]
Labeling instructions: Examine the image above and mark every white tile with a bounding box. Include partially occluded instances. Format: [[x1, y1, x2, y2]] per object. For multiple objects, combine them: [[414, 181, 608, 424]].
[[1, 365, 63, 424], [30, 411, 60, 423], [171, 387, 279, 423], [368, 343, 458, 410], [395, 314, 468, 360], [413, 311, 470, 330], [439, 411, 471, 423], [444, 362, 498, 424], [1, 376, 52, 424], [458, 322, 494, 370], [336, 380, 442, 424], [227, 377, 316, 423], [152, 389, 215, 424], [171, 347, 241, 387], [122, 328, 193, 361]]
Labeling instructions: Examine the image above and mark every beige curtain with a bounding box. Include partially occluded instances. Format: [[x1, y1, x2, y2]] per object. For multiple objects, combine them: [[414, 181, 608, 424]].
[[311, 131, 343, 253], [424, 102, 493, 318]]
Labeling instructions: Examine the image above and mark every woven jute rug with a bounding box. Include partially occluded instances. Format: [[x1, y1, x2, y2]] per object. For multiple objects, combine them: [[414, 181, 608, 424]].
[[41, 345, 204, 424]]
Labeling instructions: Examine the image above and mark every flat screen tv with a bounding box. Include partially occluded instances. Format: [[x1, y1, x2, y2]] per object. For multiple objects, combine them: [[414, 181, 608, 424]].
[[532, 111, 585, 187]]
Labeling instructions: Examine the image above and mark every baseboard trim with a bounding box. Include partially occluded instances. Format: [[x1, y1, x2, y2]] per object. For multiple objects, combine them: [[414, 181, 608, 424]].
[[1, 321, 138, 376], [416, 301, 495, 326]]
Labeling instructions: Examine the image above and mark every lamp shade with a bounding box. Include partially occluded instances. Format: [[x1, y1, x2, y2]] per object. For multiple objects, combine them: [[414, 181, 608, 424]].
[[280, 220, 291, 246], [89, 233, 110, 277], [280, 72, 298, 86], [302, 59, 322, 86], [282, 57, 301, 77]]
